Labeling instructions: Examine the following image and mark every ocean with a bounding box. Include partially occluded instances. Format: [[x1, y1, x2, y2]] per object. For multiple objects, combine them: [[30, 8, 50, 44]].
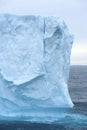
[[0, 65, 87, 130]]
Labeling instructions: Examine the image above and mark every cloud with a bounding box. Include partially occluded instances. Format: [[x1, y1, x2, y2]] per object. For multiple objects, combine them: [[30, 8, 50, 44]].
[[71, 41, 87, 65], [0, 0, 80, 14]]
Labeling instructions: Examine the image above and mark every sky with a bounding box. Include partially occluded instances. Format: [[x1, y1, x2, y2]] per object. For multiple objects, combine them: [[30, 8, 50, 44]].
[[0, 0, 87, 65]]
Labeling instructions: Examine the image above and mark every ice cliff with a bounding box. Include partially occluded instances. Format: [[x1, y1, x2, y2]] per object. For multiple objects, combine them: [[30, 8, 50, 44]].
[[0, 14, 73, 118]]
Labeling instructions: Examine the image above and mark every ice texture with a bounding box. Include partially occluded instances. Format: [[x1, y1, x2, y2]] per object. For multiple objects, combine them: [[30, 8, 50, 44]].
[[0, 14, 73, 117]]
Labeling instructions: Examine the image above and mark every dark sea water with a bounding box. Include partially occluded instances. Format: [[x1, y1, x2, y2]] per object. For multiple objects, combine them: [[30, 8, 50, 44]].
[[0, 65, 87, 130]]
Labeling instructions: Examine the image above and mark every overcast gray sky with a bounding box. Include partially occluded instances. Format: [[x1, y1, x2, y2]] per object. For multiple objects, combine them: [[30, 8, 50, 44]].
[[0, 0, 87, 65]]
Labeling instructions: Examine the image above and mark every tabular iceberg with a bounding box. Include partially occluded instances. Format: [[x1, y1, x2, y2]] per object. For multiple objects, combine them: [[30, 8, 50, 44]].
[[0, 14, 73, 119]]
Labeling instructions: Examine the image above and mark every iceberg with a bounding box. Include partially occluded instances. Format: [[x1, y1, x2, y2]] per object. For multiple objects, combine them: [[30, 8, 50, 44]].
[[0, 14, 74, 119]]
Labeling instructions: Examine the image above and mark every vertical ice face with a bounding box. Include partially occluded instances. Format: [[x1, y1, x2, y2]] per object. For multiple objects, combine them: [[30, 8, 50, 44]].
[[0, 14, 73, 116]]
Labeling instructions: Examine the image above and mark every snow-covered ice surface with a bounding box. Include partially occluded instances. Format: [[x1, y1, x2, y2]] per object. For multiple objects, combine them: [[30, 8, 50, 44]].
[[0, 14, 73, 119]]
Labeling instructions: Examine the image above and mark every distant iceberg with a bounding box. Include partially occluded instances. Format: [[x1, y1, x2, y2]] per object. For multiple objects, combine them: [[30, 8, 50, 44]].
[[0, 14, 74, 118]]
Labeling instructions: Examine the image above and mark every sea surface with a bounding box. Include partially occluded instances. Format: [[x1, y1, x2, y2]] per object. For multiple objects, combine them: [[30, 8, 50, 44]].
[[0, 65, 87, 130]]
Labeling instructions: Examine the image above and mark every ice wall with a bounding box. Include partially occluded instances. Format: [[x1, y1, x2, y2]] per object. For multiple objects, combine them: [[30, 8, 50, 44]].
[[0, 14, 73, 117]]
